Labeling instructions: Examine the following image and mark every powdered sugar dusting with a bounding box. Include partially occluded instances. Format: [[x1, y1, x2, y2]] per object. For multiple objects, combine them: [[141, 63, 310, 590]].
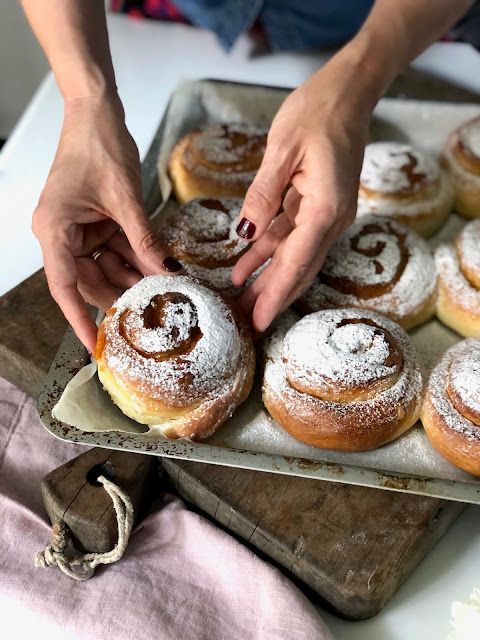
[[428, 339, 480, 440], [360, 142, 439, 193], [185, 123, 267, 185], [442, 134, 480, 186], [301, 216, 436, 324], [358, 168, 453, 219], [435, 244, 480, 312], [284, 311, 396, 392], [103, 276, 242, 405], [457, 219, 480, 278], [264, 308, 423, 431], [194, 123, 266, 165], [160, 198, 247, 266], [159, 198, 267, 294], [122, 299, 197, 354], [450, 340, 480, 420]]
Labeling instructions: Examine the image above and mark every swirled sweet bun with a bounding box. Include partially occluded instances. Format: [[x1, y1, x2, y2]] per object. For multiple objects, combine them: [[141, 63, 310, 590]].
[[299, 216, 436, 330], [168, 123, 267, 203], [357, 142, 454, 237], [421, 338, 480, 476], [95, 275, 255, 440], [435, 219, 480, 338], [441, 116, 480, 219], [158, 197, 250, 294], [262, 308, 424, 451]]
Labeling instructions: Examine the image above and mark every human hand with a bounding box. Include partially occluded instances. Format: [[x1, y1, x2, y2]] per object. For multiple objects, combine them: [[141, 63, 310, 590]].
[[32, 95, 181, 352], [232, 56, 373, 332]]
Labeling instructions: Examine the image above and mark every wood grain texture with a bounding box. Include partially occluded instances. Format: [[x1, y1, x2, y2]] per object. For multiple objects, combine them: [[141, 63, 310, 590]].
[[0, 270, 67, 397], [0, 68, 477, 619], [163, 459, 464, 619], [42, 448, 156, 553]]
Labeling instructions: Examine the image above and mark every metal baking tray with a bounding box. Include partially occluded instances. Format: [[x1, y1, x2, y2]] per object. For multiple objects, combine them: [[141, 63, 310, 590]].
[[38, 79, 480, 504]]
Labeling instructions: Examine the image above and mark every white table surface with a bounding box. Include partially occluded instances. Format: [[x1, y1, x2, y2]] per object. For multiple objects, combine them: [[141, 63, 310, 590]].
[[1, 14, 479, 640]]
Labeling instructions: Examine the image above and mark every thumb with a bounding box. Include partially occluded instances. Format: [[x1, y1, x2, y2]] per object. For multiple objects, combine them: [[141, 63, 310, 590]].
[[118, 203, 182, 274], [236, 144, 292, 242]]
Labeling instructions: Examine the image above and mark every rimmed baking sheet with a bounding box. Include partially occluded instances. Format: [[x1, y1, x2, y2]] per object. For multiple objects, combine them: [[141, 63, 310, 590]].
[[38, 79, 480, 504]]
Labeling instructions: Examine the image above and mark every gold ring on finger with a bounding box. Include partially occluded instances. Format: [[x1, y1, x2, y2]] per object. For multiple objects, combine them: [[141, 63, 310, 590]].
[[91, 246, 106, 262]]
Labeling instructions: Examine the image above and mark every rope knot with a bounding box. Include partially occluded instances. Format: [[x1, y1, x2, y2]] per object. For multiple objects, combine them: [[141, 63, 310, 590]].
[[35, 475, 134, 581]]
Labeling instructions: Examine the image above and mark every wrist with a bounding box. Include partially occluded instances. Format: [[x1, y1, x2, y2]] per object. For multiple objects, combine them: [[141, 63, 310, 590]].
[[340, 27, 405, 108], [64, 89, 125, 121], [57, 57, 118, 102], [317, 28, 403, 120]]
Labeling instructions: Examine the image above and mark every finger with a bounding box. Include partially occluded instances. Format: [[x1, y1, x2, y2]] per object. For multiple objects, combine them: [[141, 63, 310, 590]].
[[251, 204, 336, 331], [94, 249, 143, 289], [81, 219, 121, 255], [76, 257, 123, 311], [236, 143, 293, 242], [114, 202, 182, 274], [232, 212, 292, 287], [282, 186, 301, 223], [237, 256, 279, 319], [42, 242, 98, 352]]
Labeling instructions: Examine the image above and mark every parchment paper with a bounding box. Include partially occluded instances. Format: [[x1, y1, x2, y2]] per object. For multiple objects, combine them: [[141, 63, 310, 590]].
[[52, 80, 480, 483]]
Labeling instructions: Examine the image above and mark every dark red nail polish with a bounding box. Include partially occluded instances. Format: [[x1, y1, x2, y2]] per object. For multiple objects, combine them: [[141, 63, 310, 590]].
[[163, 256, 182, 272], [236, 218, 256, 240]]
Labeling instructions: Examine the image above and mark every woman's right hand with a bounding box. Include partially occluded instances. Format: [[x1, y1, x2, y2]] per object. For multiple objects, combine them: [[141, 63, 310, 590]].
[[32, 94, 181, 352]]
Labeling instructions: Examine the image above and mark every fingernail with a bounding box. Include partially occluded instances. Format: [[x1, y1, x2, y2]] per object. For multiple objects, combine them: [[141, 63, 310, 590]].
[[236, 218, 256, 240], [163, 256, 183, 272]]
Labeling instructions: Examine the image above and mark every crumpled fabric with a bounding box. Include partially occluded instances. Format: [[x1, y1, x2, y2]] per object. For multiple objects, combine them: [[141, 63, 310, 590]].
[[0, 376, 333, 640]]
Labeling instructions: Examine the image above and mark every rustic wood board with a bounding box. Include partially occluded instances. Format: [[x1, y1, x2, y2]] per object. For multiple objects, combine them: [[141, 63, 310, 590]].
[[0, 68, 476, 620]]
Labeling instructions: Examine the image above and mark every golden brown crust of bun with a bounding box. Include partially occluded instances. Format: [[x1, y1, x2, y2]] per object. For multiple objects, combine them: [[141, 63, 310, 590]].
[[435, 220, 480, 338], [168, 124, 266, 203], [262, 309, 424, 452], [357, 142, 454, 237], [95, 276, 255, 440], [299, 216, 437, 330], [421, 339, 480, 477], [441, 117, 480, 219]]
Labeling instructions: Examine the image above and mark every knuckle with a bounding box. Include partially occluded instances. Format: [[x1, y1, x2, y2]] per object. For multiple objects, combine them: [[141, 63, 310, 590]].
[[137, 229, 161, 254], [244, 184, 273, 217]]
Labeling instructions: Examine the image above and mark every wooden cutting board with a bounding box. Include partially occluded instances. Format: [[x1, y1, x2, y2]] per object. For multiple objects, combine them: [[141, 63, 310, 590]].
[[0, 69, 477, 620]]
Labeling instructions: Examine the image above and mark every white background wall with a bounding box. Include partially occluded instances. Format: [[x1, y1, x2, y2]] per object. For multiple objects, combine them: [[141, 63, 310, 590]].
[[0, 2, 48, 138]]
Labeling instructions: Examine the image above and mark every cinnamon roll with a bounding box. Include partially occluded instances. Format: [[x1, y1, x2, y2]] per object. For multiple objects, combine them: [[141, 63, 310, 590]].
[[435, 219, 480, 337], [157, 197, 250, 294], [299, 216, 436, 330], [263, 308, 424, 451], [421, 338, 480, 476], [168, 123, 267, 203], [357, 142, 454, 237], [442, 116, 480, 219], [95, 275, 255, 440]]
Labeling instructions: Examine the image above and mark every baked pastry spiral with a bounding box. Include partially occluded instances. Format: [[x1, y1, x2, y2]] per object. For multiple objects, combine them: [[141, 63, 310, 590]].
[[441, 116, 480, 219], [421, 338, 480, 476], [158, 197, 250, 293], [168, 123, 267, 203], [435, 219, 480, 337], [299, 216, 436, 330], [357, 142, 454, 237], [95, 275, 255, 440], [263, 308, 424, 451]]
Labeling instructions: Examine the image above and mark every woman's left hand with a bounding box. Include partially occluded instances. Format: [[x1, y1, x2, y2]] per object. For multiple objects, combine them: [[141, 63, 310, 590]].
[[231, 54, 374, 332]]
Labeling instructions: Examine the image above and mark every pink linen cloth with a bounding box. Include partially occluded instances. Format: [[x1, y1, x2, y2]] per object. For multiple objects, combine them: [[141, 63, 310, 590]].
[[0, 377, 333, 640]]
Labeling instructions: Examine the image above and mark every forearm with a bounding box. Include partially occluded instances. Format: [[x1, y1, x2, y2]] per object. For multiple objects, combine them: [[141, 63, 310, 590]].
[[325, 0, 474, 112], [21, 0, 118, 102]]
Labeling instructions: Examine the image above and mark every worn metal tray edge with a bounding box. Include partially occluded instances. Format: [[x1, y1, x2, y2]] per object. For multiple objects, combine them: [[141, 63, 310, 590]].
[[37, 326, 480, 505], [37, 78, 480, 504]]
